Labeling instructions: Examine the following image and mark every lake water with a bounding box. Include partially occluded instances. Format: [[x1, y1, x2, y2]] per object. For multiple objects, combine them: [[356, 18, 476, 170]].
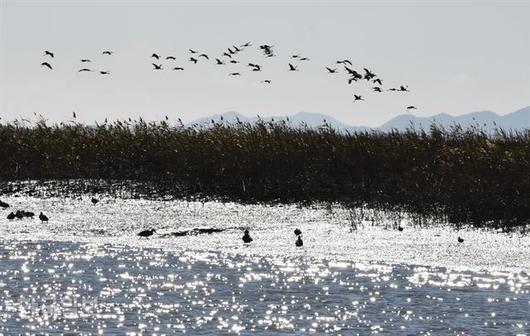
[[0, 194, 529, 334]]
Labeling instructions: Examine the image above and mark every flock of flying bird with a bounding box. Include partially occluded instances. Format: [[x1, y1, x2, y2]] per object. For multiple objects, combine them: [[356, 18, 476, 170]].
[[40, 42, 417, 109]]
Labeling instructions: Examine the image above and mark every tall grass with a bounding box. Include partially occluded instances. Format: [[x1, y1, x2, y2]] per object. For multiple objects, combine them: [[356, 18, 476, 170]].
[[0, 118, 529, 229]]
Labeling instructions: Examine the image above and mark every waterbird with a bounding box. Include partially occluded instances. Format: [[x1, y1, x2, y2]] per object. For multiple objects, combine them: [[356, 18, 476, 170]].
[[23, 211, 35, 218], [373, 87, 382, 92], [353, 95, 364, 102], [15, 211, 24, 220], [102, 50, 113, 55], [7, 212, 15, 220], [39, 212, 49, 222], [363, 68, 376, 80], [78, 68, 92, 72], [189, 57, 198, 64], [288, 63, 298, 71], [166, 56, 176, 60], [189, 49, 197, 54], [299, 57, 310, 61], [229, 72, 241, 76], [337, 59, 352, 66], [397, 226, 404, 232], [199, 53, 209, 60], [406, 106, 417, 110], [215, 58, 225, 65], [152, 63, 163, 70], [0, 200, 9, 208], [44, 50, 54, 58], [325, 67, 337, 73], [99, 71, 110, 75], [241, 42, 252, 47], [138, 229, 156, 238], [261, 79, 271, 84], [242, 229, 253, 243], [222, 52, 232, 58], [229, 60, 239, 64], [173, 67, 184, 71], [399, 85, 409, 92], [151, 53, 160, 59], [294, 228, 302, 236], [232, 45, 241, 52], [80, 59, 91, 63], [373, 78, 383, 86], [91, 197, 99, 205], [41, 62, 53, 70], [458, 237, 464, 243], [295, 235, 303, 247]]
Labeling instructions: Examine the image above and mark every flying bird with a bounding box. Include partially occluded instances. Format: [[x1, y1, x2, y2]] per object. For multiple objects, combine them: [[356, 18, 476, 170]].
[[199, 53, 209, 59], [337, 59, 352, 66], [232, 45, 241, 52], [102, 51, 113, 55], [215, 58, 225, 65], [189, 57, 198, 64], [222, 52, 232, 58], [78, 68, 92, 72], [166, 56, 176, 60], [353, 95, 364, 102], [325, 67, 337, 73], [406, 105, 417, 110], [291, 54, 300, 59], [152, 63, 163, 70], [173, 67, 184, 71], [288, 63, 298, 71], [399, 85, 409, 92], [44, 50, 54, 58], [261, 79, 271, 84], [80, 59, 91, 63], [99, 71, 110, 75], [363, 68, 376, 80], [241, 42, 252, 47], [299, 57, 310, 61], [41, 62, 53, 70], [229, 60, 239, 64], [373, 78, 383, 86], [372, 87, 382, 92], [229, 72, 241, 76], [189, 49, 197, 54]]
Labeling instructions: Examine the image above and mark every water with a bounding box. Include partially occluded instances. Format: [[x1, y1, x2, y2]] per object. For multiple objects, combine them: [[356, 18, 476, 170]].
[[0, 194, 529, 334]]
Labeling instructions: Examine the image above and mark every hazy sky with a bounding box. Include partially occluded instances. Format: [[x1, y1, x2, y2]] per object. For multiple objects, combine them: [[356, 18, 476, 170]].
[[0, 0, 529, 126]]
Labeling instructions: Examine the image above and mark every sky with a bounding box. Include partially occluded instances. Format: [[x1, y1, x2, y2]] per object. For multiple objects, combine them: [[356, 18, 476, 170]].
[[0, 0, 529, 127]]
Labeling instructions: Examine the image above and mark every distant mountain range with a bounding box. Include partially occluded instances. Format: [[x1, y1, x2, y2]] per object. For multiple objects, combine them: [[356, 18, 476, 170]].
[[188, 106, 530, 132]]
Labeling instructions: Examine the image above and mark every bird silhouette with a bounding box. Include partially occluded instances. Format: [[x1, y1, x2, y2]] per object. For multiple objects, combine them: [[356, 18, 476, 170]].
[[173, 67, 184, 71], [80, 59, 91, 63], [229, 60, 239, 64], [373, 87, 382, 92], [261, 79, 272, 84], [41, 62, 53, 70], [232, 45, 241, 52], [189, 49, 198, 54], [325, 67, 337, 73], [222, 52, 232, 58], [397, 225, 403, 231], [373, 78, 383, 86], [166, 56, 176, 60], [15, 211, 24, 220], [102, 51, 113, 55], [294, 228, 302, 236], [138, 229, 156, 238], [227, 47, 235, 55], [347, 77, 358, 84], [291, 54, 301, 59], [24, 211, 35, 218], [7, 212, 15, 220], [152, 63, 163, 70], [337, 59, 352, 66], [91, 197, 99, 205], [44, 50, 54, 58], [0, 200, 9, 208], [241, 42, 252, 47], [406, 105, 417, 110], [189, 57, 198, 64], [199, 53, 209, 60], [399, 85, 409, 92], [99, 71, 110, 75], [458, 237, 464, 243], [353, 95, 364, 102], [39, 212, 49, 222], [299, 57, 310, 61], [288, 63, 298, 71], [295, 235, 303, 247], [151, 53, 160, 59], [363, 68, 376, 80], [215, 58, 225, 65], [78, 68, 92, 72], [229, 72, 241, 76], [242, 229, 253, 243]]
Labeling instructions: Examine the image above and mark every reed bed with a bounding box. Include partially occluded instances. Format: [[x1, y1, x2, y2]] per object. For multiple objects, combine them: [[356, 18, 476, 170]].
[[0, 118, 528, 229]]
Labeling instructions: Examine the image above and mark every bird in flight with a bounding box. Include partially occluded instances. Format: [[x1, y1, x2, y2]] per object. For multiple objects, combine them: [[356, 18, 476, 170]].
[[373, 87, 382, 92], [166, 56, 176, 60], [229, 60, 240, 64], [41, 62, 53, 70], [288, 63, 298, 71], [337, 59, 352, 66], [299, 57, 310, 61], [99, 71, 110, 75], [399, 85, 409, 92], [373, 78, 383, 86], [406, 105, 417, 110], [261, 79, 271, 84], [215, 58, 225, 65], [363, 68, 376, 80], [102, 51, 113, 55], [353, 95, 364, 102], [325, 67, 337, 73], [151, 53, 160, 59], [173, 67, 184, 71], [291, 54, 301, 59], [241, 42, 252, 47], [44, 50, 54, 58], [229, 72, 241, 76], [152, 63, 163, 70], [189, 49, 197, 54], [189, 57, 198, 64], [80, 59, 91, 63], [199, 53, 209, 60], [78, 68, 92, 72]]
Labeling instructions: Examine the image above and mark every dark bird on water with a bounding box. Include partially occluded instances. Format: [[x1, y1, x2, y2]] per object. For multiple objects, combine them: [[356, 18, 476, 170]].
[[39, 212, 49, 222], [399, 85, 409, 92], [458, 237, 464, 243], [288, 63, 298, 71], [44, 50, 54, 58], [7, 212, 15, 220], [138, 229, 156, 238], [397, 226, 404, 232], [0, 200, 9, 208], [102, 51, 113, 55], [91, 197, 99, 205], [242, 229, 253, 243], [15, 211, 24, 220], [152, 63, 163, 70], [325, 67, 337, 73], [295, 235, 303, 247], [41, 62, 53, 70], [294, 228, 302, 236], [353, 95, 364, 102]]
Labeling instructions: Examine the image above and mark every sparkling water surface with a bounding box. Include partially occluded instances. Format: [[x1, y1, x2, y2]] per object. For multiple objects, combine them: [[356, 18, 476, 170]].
[[0, 195, 529, 334]]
